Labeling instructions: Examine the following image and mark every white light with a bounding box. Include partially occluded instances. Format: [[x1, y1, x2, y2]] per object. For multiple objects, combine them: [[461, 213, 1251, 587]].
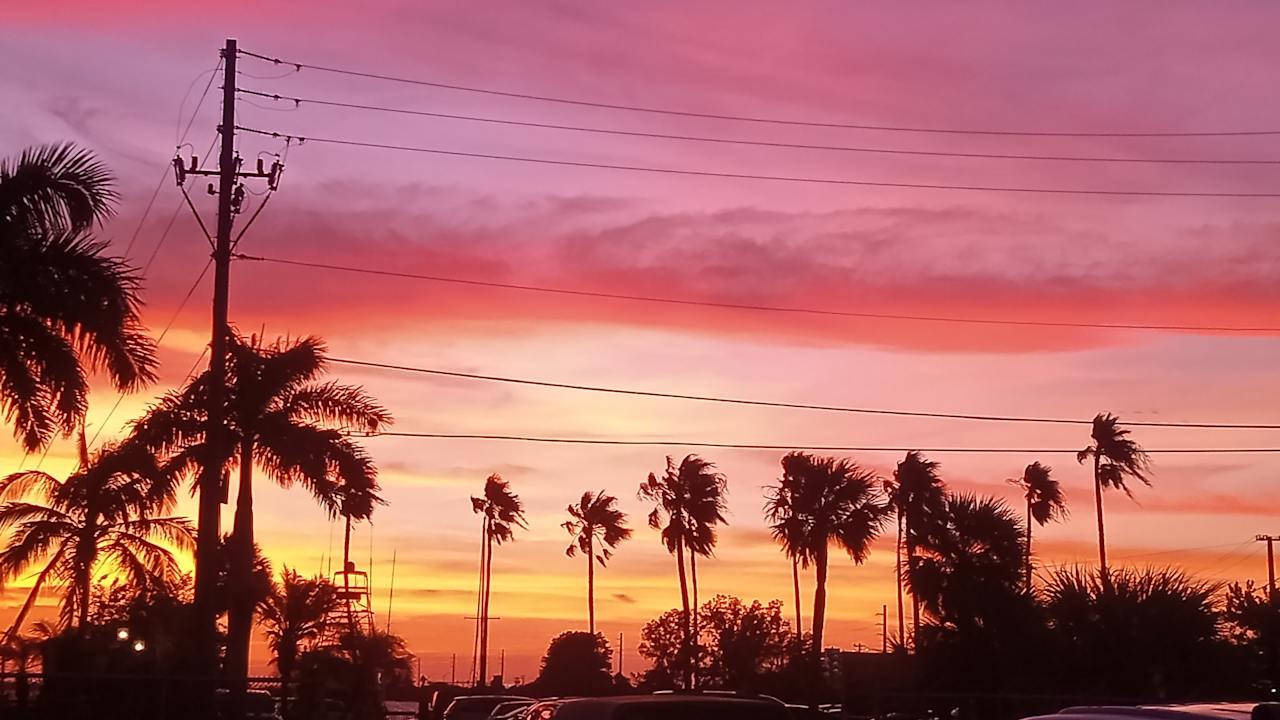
[[116, 628, 130, 641], [132, 640, 146, 652]]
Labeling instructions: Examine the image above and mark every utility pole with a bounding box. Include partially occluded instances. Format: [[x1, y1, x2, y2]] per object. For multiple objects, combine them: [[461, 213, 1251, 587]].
[[173, 37, 283, 716], [618, 632, 623, 676], [451, 653, 456, 685], [1258, 535, 1279, 601], [878, 604, 888, 653]]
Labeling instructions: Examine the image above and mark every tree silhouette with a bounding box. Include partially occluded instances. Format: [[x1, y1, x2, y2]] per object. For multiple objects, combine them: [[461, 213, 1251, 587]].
[[471, 473, 526, 686], [0, 431, 191, 636], [1077, 413, 1150, 583], [258, 567, 339, 682], [763, 464, 807, 634], [638, 454, 727, 687], [909, 493, 1026, 630], [0, 143, 157, 452], [536, 631, 614, 696], [1008, 462, 1067, 591], [767, 452, 888, 657], [131, 332, 389, 686], [887, 451, 947, 646], [563, 490, 632, 634]]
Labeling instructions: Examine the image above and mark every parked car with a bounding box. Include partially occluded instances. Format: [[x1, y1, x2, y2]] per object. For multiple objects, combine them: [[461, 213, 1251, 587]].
[[1022, 704, 1280, 720], [490, 699, 538, 720], [446, 695, 536, 720], [523, 699, 569, 720], [214, 688, 282, 720], [554, 695, 791, 720]]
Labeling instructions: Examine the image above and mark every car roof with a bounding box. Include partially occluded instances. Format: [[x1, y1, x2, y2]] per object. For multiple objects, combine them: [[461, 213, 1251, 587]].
[[562, 696, 783, 706], [1028, 704, 1263, 720]]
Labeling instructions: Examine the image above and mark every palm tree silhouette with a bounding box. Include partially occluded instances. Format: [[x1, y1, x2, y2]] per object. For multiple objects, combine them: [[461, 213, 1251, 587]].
[[132, 332, 389, 685], [768, 452, 888, 657], [637, 454, 727, 687], [1008, 462, 1067, 591], [0, 431, 192, 638], [1077, 412, 1150, 584], [0, 144, 157, 452], [907, 493, 1026, 628], [471, 474, 526, 686], [563, 490, 632, 635], [887, 451, 947, 647], [258, 568, 339, 684]]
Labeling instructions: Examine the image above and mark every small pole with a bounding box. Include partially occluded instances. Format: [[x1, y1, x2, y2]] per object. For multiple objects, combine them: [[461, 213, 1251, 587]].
[[386, 548, 398, 632], [1257, 534, 1278, 601], [881, 604, 888, 653], [618, 632, 624, 676], [451, 653, 456, 685]]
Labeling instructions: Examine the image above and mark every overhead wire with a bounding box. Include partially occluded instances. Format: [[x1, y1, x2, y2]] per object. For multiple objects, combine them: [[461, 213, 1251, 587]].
[[325, 357, 1280, 430], [237, 88, 1280, 167], [236, 48, 1280, 139], [232, 253, 1280, 334], [354, 432, 1280, 453], [235, 126, 1280, 199]]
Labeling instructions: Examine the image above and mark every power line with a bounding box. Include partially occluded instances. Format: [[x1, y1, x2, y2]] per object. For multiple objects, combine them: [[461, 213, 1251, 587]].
[[233, 253, 1280, 334], [355, 431, 1280, 453], [238, 88, 1280, 167], [235, 126, 1280, 199], [236, 48, 1280, 139], [326, 357, 1280, 430]]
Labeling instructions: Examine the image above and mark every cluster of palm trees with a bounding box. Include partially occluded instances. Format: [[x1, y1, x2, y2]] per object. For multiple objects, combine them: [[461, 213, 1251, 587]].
[[0, 145, 391, 696]]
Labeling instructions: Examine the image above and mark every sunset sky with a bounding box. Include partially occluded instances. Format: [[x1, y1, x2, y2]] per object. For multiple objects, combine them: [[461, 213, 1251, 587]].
[[4, 1, 1280, 682]]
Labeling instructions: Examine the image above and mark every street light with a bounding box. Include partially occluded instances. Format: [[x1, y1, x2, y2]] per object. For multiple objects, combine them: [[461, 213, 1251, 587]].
[[132, 639, 146, 653], [116, 628, 130, 641]]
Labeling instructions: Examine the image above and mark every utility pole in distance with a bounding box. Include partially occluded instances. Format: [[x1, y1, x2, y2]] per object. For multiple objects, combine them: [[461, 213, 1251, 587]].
[[1258, 534, 1279, 600]]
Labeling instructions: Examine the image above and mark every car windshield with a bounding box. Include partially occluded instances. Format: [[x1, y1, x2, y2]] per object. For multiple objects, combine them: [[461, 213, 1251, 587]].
[[450, 697, 513, 715], [493, 701, 533, 716], [612, 702, 790, 720]]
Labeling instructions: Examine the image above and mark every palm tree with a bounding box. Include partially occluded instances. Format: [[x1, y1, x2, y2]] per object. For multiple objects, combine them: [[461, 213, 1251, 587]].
[[131, 332, 390, 684], [471, 474, 525, 686], [1077, 413, 1151, 584], [258, 568, 339, 681], [563, 490, 632, 635], [1008, 462, 1067, 591], [768, 452, 888, 657], [908, 493, 1026, 630], [637, 454, 727, 686], [0, 144, 157, 452], [0, 432, 192, 637], [887, 451, 947, 646]]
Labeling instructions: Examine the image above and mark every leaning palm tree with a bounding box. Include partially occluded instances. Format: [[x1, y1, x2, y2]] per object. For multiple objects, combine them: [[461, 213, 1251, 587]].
[[637, 454, 727, 687], [131, 332, 390, 686], [258, 568, 340, 682], [471, 474, 525, 686], [563, 490, 632, 634], [0, 431, 192, 637], [0, 144, 157, 453], [1077, 413, 1151, 584], [770, 452, 889, 657], [1008, 462, 1068, 590], [888, 451, 947, 646]]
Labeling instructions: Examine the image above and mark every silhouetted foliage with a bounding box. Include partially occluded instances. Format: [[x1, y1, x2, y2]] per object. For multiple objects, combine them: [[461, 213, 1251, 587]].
[[0, 143, 157, 453], [132, 331, 390, 684], [534, 631, 614, 696], [887, 451, 948, 645], [258, 567, 339, 681], [766, 452, 888, 657], [563, 490, 632, 634], [1078, 413, 1150, 580], [0, 432, 192, 636], [1009, 461, 1067, 589], [294, 627, 414, 720], [1222, 581, 1280, 693]]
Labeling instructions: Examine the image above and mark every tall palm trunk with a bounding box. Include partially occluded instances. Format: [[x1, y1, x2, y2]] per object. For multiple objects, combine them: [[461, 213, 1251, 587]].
[[690, 551, 699, 631], [895, 510, 905, 643], [587, 532, 595, 635], [1025, 499, 1034, 592], [76, 558, 91, 630], [674, 537, 692, 688], [792, 557, 802, 634], [907, 528, 920, 647], [812, 542, 829, 659], [471, 523, 485, 684], [479, 521, 493, 686], [1093, 453, 1109, 589], [227, 440, 256, 711]]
